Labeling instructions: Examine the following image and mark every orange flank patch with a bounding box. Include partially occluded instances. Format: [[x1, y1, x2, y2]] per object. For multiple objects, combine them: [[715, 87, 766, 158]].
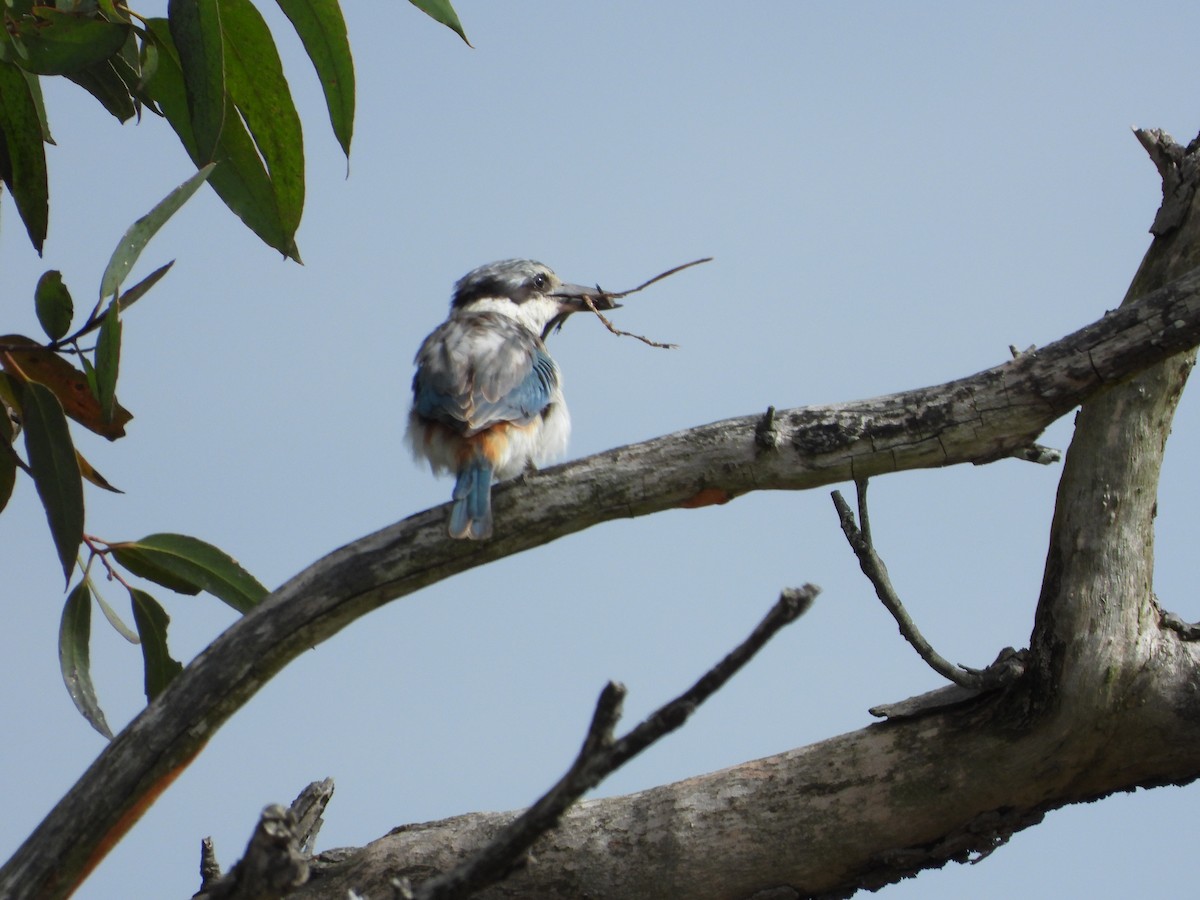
[[680, 487, 733, 508], [474, 425, 512, 464], [453, 423, 511, 466], [449, 420, 537, 466]]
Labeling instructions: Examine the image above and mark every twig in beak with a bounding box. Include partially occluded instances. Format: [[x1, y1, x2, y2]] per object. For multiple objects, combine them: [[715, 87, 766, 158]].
[[581, 256, 712, 349], [582, 296, 679, 349], [599, 257, 713, 300]]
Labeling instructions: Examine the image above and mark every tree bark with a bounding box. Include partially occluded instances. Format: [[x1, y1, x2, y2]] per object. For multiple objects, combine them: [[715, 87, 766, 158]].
[[287, 128, 1200, 899], [296, 692, 1200, 899], [6, 134, 1200, 900]]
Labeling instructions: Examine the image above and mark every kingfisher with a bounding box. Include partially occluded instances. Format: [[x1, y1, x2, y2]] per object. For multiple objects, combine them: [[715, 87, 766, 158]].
[[406, 259, 614, 540]]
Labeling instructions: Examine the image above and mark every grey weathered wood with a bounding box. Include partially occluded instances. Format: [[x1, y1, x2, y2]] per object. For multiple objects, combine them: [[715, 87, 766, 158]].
[[297, 685, 1200, 899], [6, 140, 1200, 897], [288, 131, 1200, 900]]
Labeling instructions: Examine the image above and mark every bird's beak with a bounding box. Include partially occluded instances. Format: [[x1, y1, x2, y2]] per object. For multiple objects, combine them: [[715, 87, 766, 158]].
[[549, 281, 621, 314], [542, 281, 622, 340]]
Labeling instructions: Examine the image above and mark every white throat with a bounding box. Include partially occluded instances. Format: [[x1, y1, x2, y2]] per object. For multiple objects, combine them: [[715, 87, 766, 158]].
[[461, 296, 562, 336]]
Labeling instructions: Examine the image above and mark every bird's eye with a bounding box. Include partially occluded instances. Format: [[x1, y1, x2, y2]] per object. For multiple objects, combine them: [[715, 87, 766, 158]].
[[531, 273, 549, 291]]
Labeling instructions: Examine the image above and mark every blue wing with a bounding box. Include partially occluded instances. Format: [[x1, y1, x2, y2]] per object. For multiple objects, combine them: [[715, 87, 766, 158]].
[[413, 312, 559, 436]]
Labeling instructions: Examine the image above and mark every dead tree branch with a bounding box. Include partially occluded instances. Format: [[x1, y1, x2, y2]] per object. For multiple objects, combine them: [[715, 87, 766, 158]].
[[832, 480, 1024, 691], [8, 258, 1200, 898], [193, 780, 334, 900], [401, 586, 817, 900]]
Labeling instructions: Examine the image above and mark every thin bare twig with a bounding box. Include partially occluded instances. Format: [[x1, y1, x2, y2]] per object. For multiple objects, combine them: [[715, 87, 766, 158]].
[[83, 534, 136, 592], [576, 257, 712, 349], [410, 584, 819, 900], [581, 294, 679, 349], [598, 257, 714, 300], [832, 480, 1023, 692]]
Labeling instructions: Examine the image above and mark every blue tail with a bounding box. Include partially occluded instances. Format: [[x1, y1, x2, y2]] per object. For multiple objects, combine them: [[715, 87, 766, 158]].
[[449, 459, 495, 540]]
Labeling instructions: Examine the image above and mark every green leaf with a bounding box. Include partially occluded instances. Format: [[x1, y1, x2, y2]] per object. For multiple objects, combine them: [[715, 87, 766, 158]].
[[90, 581, 140, 643], [59, 581, 114, 739], [110, 546, 199, 595], [130, 588, 184, 701], [21, 69, 54, 143], [111, 533, 267, 613], [143, 21, 300, 260], [273, 0, 354, 157], [35, 270, 74, 341], [0, 449, 16, 515], [0, 406, 16, 515], [0, 372, 19, 501], [0, 60, 49, 253], [94, 302, 120, 423], [408, 0, 471, 46], [0, 372, 22, 428], [219, 0, 304, 239], [6, 8, 130, 75], [168, 0, 225, 162], [116, 261, 174, 312], [65, 56, 137, 122], [62, 262, 173, 348], [97, 0, 129, 24], [22, 380, 83, 580], [80, 354, 99, 409], [99, 164, 213, 301], [139, 38, 161, 95]]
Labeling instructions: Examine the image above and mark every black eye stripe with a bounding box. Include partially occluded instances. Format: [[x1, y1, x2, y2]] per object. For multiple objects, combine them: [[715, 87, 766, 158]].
[[451, 267, 556, 308]]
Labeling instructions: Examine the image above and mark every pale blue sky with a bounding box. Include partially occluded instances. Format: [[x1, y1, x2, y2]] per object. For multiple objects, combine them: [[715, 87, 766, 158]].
[[3, 3, 1199, 897]]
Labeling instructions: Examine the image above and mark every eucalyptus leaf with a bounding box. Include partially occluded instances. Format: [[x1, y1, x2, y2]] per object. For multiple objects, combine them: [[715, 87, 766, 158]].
[[59, 581, 114, 739], [0, 438, 16, 515], [130, 588, 184, 701], [117, 261, 174, 312], [143, 21, 299, 259], [219, 0, 304, 238], [408, 0, 470, 45], [112, 532, 267, 613], [94, 302, 121, 423], [65, 56, 137, 122], [21, 380, 83, 580], [76, 449, 122, 493], [6, 9, 129, 76], [35, 270, 73, 341], [168, 0, 225, 161], [0, 60, 48, 252], [273, 0, 354, 157], [90, 582, 140, 643], [21, 69, 54, 143], [0, 334, 132, 439], [99, 164, 213, 301]]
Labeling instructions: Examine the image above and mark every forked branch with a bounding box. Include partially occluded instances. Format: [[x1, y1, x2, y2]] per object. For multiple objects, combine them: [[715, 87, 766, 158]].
[[9, 260, 1200, 900], [401, 585, 818, 900], [833, 480, 1024, 692]]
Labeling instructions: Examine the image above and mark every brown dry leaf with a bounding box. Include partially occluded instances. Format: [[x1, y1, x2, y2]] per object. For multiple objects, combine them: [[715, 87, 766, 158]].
[[76, 449, 122, 493], [0, 335, 132, 439]]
